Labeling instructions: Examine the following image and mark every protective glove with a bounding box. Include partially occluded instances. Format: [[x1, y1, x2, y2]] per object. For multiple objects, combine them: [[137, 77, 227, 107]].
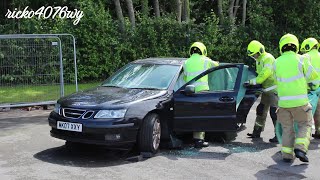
[[243, 81, 250, 88], [248, 79, 257, 85], [308, 82, 317, 91], [244, 79, 257, 87]]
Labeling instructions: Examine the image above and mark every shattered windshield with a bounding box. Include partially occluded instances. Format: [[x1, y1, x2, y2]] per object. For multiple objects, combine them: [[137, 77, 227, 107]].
[[102, 63, 180, 90]]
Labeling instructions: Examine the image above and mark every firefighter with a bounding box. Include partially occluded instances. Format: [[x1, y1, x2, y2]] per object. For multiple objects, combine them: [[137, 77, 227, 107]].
[[300, 37, 320, 139], [274, 33, 319, 162], [245, 40, 278, 143], [183, 42, 219, 148]]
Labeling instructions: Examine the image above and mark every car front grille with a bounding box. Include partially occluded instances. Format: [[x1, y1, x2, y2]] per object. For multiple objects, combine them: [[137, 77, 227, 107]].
[[62, 108, 87, 119], [83, 111, 94, 119]]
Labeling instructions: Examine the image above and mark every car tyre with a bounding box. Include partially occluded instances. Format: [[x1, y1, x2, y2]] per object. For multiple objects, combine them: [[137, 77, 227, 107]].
[[224, 132, 237, 142], [138, 113, 161, 154]]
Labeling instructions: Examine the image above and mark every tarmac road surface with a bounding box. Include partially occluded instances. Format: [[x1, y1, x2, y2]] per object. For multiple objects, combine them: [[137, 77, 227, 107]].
[[0, 103, 319, 180]]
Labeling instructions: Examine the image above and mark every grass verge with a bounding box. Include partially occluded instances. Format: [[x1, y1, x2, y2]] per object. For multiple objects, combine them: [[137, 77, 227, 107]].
[[0, 82, 101, 104]]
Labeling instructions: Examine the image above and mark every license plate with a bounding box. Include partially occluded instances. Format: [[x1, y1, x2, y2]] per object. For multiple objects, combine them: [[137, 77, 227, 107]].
[[57, 121, 82, 132]]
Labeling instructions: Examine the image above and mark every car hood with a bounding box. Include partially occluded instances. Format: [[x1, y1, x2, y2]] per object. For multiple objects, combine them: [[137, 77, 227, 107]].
[[59, 86, 167, 107]]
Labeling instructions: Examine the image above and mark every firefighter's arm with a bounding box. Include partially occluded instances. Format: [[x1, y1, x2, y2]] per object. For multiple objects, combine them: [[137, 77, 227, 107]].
[[273, 71, 278, 86], [248, 57, 273, 85], [303, 58, 320, 90], [272, 59, 278, 86], [182, 63, 187, 82], [207, 58, 219, 68], [212, 60, 219, 67]]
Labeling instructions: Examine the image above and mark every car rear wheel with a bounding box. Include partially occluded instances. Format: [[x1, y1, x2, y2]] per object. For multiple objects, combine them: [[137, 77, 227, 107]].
[[138, 113, 161, 154]]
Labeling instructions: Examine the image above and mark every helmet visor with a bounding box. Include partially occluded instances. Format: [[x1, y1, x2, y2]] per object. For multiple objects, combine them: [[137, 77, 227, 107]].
[[190, 47, 202, 55]]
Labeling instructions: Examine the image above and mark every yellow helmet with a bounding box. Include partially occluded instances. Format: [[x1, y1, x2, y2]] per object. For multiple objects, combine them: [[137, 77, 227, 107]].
[[247, 40, 265, 56], [189, 42, 207, 57], [279, 33, 299, 54], [300, 38, 318, 53]]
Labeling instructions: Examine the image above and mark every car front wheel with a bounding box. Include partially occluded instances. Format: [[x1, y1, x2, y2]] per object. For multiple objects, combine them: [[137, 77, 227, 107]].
[[138, 113, 161, 154]]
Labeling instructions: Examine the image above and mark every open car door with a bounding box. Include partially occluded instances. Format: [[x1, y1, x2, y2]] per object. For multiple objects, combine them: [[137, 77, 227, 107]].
[[173, 64, 248, 132]]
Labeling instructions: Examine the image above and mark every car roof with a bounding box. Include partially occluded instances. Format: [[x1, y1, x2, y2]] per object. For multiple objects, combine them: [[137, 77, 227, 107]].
[[132, 58, 242, 67], [132, 57, 187, 65]]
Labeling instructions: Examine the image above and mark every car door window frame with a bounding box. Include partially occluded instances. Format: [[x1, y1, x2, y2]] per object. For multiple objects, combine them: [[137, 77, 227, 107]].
[[168, 65, 184, 92], [175, 64, 244, 94]]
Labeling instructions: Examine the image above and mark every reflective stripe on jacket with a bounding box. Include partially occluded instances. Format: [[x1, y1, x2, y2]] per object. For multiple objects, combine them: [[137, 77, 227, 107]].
[[274, 51, 319, 108], [183, 54, 219, 92]]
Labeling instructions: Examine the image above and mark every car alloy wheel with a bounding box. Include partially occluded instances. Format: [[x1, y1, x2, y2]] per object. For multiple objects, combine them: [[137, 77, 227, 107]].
[[138, 113, 161, 154], [152, 117, 161, 150]]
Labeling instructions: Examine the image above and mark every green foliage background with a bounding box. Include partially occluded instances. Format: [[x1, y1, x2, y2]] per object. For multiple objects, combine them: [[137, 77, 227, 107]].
[[1, 0, 320, 82]]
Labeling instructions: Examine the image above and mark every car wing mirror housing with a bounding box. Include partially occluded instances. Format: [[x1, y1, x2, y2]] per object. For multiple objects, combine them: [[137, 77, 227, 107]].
[[184, 85, 195, 95]]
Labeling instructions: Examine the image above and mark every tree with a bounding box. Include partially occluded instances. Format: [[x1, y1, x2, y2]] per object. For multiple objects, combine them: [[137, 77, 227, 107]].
[[228, 0, 235, 23], [141, 0, 149, 17], [153, 0, 160, 17], [125, 0, 135, 28], [233, 0, 240, 18], [181, 0, 190, 22], [217, 0, 224, 24], [113, 0, 125, 32], [242, 0, 247, 26], [176, 0, 182, 23]]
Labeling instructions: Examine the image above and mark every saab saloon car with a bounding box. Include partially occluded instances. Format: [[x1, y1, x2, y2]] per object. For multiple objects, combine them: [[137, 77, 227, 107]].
[[48, 58, 260, 154]]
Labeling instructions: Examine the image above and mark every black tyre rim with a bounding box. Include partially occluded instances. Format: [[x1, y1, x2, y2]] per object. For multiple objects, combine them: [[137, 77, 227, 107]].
[[152, 117, 161, 150]]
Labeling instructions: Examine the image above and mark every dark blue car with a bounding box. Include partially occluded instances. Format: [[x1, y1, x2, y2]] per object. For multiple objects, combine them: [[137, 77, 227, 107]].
[[48, 58, 260, 154]]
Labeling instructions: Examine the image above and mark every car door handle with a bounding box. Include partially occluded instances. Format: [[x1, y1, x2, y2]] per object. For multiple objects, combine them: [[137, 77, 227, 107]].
[[219, 96, 234, 102]]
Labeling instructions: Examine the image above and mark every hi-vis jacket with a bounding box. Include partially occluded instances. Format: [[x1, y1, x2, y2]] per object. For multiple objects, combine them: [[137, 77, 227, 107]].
[[183, 54, 219, 92], [304, 49, 320, 75], [250, 52, 277, 92], [274, 51, 320, 108]]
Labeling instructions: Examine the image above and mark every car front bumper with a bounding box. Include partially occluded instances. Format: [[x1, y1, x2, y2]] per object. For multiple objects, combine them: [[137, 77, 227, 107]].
[[48, 112, 139, 147]]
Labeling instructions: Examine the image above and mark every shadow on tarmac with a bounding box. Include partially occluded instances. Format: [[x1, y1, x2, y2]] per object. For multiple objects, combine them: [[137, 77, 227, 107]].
[[34, 135, 278, 167], [33, 143, 139, 168], [254, 151, 308, 179], [33, 130, 284, 167], [160, 135, 277, 161], [308, 138, 320, 150]]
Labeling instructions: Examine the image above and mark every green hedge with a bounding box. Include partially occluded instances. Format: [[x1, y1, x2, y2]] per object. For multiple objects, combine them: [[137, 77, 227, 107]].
[[2, 0, 320, 84]]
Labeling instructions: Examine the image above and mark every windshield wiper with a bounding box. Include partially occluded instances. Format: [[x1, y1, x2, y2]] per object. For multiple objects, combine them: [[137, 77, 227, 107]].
[[101, 85, 123, 88], [128, 87, 162, 90]]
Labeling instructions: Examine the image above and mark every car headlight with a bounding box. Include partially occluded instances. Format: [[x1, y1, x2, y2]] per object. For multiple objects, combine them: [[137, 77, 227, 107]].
[[54, 103, 61, 114], [94, 109, 127, 119]]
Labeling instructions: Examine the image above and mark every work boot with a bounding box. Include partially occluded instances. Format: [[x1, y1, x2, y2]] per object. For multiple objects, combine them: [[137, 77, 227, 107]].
[[294, 149, 309, 162], [194, 139, 209, 148], [269, 136, 279, 143], [312, 131, 320, 139], [247, 127, 262, 138], [247, 132, 260, 138]]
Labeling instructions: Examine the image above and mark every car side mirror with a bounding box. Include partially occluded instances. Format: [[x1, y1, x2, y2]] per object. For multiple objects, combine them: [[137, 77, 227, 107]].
[[184, 85, 195, 95]]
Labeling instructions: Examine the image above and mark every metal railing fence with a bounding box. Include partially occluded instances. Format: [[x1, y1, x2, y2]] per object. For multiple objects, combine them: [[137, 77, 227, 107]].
[[0, 34, 78, 108]]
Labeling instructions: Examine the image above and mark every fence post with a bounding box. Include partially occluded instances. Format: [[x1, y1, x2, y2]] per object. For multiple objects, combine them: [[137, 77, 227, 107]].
[[58, 39, 64, 97]]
